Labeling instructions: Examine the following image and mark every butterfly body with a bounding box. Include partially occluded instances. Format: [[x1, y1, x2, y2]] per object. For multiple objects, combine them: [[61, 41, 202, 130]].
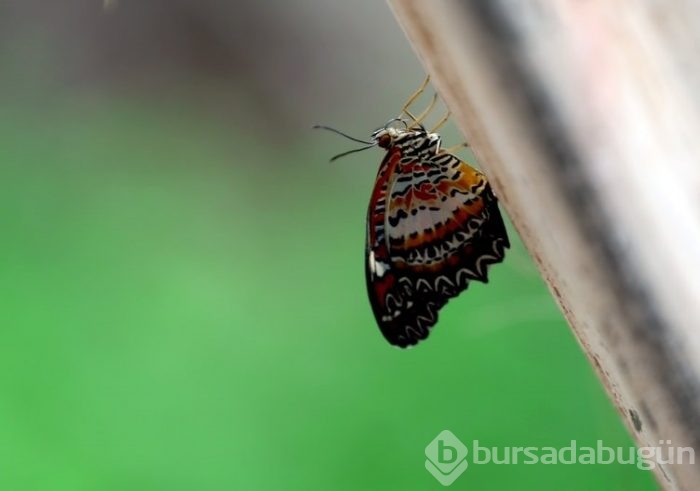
[[366, 125, 509, 347]]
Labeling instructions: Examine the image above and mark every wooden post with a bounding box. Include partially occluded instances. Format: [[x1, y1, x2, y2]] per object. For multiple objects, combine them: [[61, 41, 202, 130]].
[[387, 1, 700, 489]]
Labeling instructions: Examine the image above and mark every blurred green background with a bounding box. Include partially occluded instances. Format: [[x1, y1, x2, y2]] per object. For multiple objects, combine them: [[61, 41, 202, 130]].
[[0, 1, 656, 490]]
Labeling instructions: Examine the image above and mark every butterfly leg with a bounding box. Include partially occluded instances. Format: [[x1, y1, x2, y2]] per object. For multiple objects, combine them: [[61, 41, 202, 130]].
[[433, 111, 469, 154], [400, 74, 430, 117], [431, 110, 451, 133], [404, 93, 438, 129]]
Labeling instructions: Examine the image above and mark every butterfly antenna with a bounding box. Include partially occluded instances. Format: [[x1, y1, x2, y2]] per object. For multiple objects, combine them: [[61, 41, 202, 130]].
[[312, 125, 373, 145], [329, 144, 376, 163]]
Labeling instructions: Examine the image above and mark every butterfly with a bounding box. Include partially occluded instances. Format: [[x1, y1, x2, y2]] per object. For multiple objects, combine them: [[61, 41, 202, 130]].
[[315, 81, 509, 347]]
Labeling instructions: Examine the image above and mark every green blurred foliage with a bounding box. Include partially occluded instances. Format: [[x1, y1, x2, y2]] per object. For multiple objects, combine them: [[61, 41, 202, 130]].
[[0, 96, 656, 490]]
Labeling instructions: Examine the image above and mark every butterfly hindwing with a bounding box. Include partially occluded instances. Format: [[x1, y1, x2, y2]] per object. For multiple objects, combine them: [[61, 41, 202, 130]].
[[365, 130, 509, 347]]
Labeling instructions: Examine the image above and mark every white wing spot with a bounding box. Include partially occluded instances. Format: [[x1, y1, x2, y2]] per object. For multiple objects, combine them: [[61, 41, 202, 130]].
[[375, 260, 388, 278], [369, 251, 389, 278]]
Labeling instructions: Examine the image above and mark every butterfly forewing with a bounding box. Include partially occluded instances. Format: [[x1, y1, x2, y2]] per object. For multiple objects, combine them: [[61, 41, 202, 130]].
[[365, 129, 509, 347]]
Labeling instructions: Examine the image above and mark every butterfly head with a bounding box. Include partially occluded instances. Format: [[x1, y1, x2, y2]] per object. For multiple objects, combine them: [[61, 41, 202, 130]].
[[371, 126, 404, 149], [313, 118, 439, 162], [372, 119, 440, 154]]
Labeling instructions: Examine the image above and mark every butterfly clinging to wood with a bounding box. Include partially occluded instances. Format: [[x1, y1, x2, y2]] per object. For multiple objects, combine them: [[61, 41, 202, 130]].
[[315, 76, 509, 347]]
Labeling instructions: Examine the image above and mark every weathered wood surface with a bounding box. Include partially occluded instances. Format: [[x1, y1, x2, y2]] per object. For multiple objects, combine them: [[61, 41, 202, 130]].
[[387, 1, 700, 489]]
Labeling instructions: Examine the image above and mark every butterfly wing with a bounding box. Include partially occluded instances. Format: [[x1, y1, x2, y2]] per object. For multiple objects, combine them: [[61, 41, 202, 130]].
[[366, 149, 509, 347]]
